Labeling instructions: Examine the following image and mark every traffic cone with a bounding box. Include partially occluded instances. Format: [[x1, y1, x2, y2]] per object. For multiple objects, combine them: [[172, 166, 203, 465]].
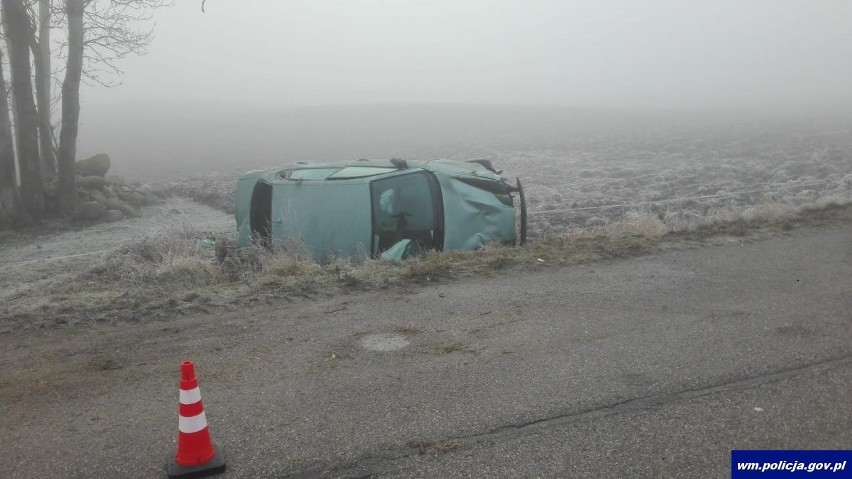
[[167, 360, 226, 478]]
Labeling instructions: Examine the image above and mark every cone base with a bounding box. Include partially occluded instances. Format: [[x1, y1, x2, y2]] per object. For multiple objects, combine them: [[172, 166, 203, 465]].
[[167, 445, 226, 479]]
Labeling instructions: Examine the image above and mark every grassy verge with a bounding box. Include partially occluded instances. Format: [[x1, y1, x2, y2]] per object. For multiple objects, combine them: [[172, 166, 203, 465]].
[[4, 199, 852, 332]]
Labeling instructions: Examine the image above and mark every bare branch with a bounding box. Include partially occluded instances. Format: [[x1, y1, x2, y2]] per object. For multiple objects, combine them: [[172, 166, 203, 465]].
[[48, 0, 173, 88]]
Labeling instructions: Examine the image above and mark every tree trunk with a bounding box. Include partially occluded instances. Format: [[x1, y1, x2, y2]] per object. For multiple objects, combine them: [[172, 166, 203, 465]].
[[0, 48, 22, 226], [58, 0, 84, 217], [35, 0, 57, 180], [2, 0, 44, 220]]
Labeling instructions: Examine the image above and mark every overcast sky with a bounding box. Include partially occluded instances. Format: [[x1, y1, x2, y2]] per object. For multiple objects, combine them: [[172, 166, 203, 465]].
[[80, 0, 852, 111]]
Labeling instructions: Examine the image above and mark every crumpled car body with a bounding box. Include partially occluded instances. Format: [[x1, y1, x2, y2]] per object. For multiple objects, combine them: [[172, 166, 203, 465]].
[[235, 159, 526, 261]]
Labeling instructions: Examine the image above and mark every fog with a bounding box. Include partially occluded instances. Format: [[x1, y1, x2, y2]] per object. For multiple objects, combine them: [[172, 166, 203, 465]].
[[75, 0, 852, 179]]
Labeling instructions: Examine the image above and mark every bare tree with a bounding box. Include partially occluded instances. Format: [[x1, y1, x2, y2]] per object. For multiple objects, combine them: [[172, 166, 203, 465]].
[[57, 0, 83, 216], [0, 48, 21, 225], [2, 0, 43, 220], [56, 0, 171, 216], [70, 0, 171, 87], [0, 0, 170, 224], [33, 0, 57, 179]]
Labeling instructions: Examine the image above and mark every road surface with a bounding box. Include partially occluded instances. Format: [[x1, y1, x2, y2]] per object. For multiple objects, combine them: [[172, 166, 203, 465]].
[[1, 225, 850, 478]]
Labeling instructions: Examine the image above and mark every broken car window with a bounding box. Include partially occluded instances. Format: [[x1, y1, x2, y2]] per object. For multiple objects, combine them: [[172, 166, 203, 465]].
[[370, 172, 443, 257]]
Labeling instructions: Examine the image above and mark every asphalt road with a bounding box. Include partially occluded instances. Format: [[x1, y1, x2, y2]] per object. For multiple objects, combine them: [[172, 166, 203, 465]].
[[1, 225, 851, 478]]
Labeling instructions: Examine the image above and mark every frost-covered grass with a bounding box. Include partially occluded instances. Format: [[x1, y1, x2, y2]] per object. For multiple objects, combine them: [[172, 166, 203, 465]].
[[485, 129, 852, 237], [4, 198, 851, 332]]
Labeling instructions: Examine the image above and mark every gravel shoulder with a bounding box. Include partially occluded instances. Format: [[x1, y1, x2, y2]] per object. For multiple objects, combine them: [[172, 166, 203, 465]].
[[1, 223, 850, 478]]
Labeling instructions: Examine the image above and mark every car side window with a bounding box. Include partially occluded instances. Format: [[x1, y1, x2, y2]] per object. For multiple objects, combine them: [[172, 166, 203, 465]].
[[370, 172, 443, 256]]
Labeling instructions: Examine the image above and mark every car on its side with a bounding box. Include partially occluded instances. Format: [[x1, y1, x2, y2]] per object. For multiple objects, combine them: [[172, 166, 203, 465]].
[[235, 158, 527, 261]]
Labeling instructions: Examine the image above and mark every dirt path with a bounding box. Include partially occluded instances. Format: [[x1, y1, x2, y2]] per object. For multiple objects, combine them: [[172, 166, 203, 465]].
[[0, 198, 233, 304], [1, 224, 850, 477]]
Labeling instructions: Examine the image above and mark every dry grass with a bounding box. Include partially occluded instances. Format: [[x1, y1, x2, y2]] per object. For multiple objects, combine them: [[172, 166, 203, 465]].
[[82, 223, 219, 289], [4, 199, 852, 332], [611, 211, 669, 237]]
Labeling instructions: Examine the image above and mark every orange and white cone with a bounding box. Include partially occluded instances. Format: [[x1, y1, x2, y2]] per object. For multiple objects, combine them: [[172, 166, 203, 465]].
[[167, 360, 226, 478]]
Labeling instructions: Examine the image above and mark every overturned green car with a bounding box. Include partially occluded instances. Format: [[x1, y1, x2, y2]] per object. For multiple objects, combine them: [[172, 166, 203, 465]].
[[235, 159, 527, 261]]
